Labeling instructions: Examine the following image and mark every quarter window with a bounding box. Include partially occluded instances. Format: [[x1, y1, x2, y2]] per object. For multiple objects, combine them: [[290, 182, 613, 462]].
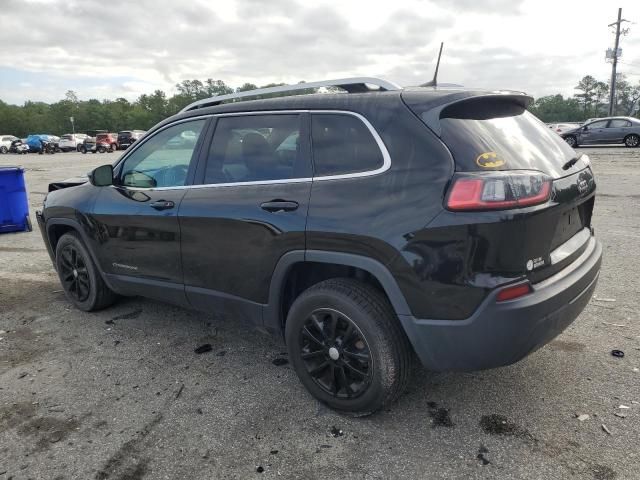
[[204, 114, 309, 184], [119, 119, 205, 188], [311, 114, 383, 177]]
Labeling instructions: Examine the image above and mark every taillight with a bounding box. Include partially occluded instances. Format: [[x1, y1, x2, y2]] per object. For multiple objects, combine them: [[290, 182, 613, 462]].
[[446, 171, 552, 211], [496, 282, 532, 302]]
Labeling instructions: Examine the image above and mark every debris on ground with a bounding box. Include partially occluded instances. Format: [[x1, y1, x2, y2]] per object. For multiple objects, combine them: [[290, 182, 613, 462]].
[[477, 445, 490, 465], [602, 322, 626, 327], [256, 466, 264, 473], [611, 350, 625, 358], [272, 358, 289, 366], [602, 424, 612, 435], [594, 296, 616, 302], [330, 426, 344, 437], [618, 405, 630, 409], [270, 450, 278, 455], [175, 384, 185, 399], [577, 414, 590, 422], [194, 344, 213, 354], [18, 372, 28, 379], [614, 412, 627, 418], [216, 350, 227, 357]]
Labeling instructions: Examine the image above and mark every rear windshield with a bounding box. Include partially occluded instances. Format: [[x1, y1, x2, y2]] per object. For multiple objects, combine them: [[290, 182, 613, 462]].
[[429, 99, 577, 178]]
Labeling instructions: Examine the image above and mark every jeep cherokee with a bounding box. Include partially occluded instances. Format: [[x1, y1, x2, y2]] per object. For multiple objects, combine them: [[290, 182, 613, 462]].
[[36, 78, 602, 415]]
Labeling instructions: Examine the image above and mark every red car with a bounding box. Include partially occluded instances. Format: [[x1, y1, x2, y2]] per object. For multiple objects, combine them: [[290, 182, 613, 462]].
[[96, 133, 118, 153]]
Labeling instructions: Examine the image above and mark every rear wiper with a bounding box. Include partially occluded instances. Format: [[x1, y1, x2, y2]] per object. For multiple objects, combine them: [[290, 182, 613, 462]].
[[562, 157, 579, 171]]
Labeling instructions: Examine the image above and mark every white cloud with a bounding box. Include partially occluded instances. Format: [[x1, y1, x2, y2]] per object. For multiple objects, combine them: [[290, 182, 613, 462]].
[[0, 0, 639, 104]]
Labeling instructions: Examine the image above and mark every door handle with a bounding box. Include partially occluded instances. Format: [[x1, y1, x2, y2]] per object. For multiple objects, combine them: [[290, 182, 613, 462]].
[[150, 200, 175, 210], [260, 200, 299, 212]]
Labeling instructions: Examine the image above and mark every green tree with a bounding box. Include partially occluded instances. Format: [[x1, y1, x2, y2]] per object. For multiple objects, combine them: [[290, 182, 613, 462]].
[[574, 75, 598, 116]]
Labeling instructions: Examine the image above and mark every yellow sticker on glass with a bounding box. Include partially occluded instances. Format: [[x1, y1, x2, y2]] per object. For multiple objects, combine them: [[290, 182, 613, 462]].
[[476, 152, 505, 168]]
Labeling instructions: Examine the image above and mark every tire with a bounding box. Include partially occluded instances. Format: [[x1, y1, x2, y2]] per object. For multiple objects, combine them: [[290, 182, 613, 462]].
[[110, 144, 117, 152], [98, 146, 106, 153], [76, 145, 82, 152], [285, 278, 413, 416], [0, 146, 8, 154], [624, 134, 639, 147], [55, 232, 117, 312], [80, 146, 86, 154], [564, 135, 577, 147]]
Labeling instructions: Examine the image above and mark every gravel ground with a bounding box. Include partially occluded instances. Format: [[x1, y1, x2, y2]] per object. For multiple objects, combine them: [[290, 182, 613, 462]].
[[0, 148, 639, 480]]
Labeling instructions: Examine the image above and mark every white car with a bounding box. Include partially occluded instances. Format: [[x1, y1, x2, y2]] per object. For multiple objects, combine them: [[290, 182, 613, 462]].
[[0, 135, 18, 153], [58, 133, 88, 152], [548, 123, 582, 135]]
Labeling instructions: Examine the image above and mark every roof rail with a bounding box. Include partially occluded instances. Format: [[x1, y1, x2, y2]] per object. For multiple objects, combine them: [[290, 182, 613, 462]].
[[179, 77, 401, 112]]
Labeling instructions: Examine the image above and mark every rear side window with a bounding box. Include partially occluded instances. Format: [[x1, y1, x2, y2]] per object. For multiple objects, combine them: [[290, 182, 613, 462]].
[[311, 114, 383, 177], [432, 98, 575, 178], [204, 114, 310, 184], [609, 119, 631, 127]]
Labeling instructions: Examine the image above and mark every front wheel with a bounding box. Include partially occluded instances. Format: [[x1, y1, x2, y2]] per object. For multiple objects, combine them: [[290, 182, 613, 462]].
[[285, 278, 414, 416], [55, 232, 117, 312], [564, 135, 577, 147], [0, 146, 8, 154], [624, 134, 639, 147]]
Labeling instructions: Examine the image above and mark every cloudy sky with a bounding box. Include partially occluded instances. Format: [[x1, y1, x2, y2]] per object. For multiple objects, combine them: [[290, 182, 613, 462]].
[[1, 0, 640, 105]]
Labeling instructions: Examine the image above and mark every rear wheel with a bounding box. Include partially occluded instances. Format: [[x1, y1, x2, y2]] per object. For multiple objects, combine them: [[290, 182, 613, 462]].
[[0, 146, 8, 154], [55, 232, 117, 312], [564, 135, 577, 147], [285, 278, 413, 416], [624, 134, 639, 147]]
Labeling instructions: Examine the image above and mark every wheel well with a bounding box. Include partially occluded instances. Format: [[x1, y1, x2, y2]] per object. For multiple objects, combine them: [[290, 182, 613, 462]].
[[280, 262, 386, 328], [47, 224, 76, 255]]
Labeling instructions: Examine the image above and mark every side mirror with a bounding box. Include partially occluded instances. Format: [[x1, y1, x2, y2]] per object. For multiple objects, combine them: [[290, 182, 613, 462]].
[[89, 164, 114, 186], [582, 126, 588, 131]]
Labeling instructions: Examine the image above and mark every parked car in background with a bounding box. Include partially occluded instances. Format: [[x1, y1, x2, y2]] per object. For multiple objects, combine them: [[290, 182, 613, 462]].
[[25, 134, 56, 153], [9, 138, 29, 154], [96, 133, 118, 153], [80, 136, 97, 154], [117, 130, 146, 150], [561, 117, 640, 147], [58, 134, 88, 152], [1, 135, 19, 153], [548, 123, 582, 135]]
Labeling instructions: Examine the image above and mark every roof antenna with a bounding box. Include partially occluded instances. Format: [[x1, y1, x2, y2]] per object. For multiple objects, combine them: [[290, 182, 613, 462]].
[[420, 42, 444, 87]]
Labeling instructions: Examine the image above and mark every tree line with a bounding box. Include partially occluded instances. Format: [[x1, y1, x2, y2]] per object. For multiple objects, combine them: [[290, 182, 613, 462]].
[[528, 74, 640, 123], [1, 75, 640, 137]]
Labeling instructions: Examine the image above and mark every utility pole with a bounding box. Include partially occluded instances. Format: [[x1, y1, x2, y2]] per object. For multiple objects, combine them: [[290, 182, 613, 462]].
[[608, 8, 629, 116]]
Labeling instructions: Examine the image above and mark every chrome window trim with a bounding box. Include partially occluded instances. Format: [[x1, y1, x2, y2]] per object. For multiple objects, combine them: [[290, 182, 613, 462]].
[[113, 109, 391, 192]]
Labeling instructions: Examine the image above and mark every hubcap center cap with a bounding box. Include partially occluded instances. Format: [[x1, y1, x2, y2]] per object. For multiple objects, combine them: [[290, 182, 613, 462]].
[[328, 347, 340, 361], [73, 269, 78, 278]]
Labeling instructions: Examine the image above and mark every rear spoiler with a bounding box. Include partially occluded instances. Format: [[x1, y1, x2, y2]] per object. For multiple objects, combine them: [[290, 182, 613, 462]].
[[402, 90, 533, 137]]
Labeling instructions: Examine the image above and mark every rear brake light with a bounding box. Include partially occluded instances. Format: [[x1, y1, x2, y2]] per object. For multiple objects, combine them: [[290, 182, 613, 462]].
[[446, 171, 551, 211], [496, 282, 532, 302]]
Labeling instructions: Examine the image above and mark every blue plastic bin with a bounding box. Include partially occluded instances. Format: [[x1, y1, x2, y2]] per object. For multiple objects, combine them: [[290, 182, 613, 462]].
[[0, 167, 31, 233]]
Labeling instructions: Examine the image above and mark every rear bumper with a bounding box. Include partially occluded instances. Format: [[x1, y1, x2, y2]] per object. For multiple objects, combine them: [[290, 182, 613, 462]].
[[398, 236, 602, 371]]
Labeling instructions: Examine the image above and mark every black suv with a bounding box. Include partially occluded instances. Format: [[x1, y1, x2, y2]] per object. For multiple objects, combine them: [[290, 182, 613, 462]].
[[37, 78, 602, 415]]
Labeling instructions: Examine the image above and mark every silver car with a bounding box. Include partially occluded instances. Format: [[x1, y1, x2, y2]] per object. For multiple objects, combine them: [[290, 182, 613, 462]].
[[561, 117, 640, 148]]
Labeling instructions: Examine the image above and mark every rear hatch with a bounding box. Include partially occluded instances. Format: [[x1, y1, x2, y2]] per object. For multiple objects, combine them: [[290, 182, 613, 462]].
[[118, 131, 133, 144], [403, 92, 596, 283]]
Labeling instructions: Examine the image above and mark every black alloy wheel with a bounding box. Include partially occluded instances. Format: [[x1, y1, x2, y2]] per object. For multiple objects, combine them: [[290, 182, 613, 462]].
[[624, 134, 639, 147], [54, 232, 117, 311], [58, 243, 91, 302], [300, 308, 372, 399]]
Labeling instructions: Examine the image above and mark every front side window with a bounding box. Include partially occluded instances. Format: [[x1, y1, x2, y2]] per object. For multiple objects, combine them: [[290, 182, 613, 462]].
[[119, 119, 206, 188], [311, 114, 383, 177], [204, 114, 309, 184], [588, 120, 608, 129]]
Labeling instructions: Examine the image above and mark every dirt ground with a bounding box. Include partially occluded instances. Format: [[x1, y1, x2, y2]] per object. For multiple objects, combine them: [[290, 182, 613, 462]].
[[0, 147, 639, 480]]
